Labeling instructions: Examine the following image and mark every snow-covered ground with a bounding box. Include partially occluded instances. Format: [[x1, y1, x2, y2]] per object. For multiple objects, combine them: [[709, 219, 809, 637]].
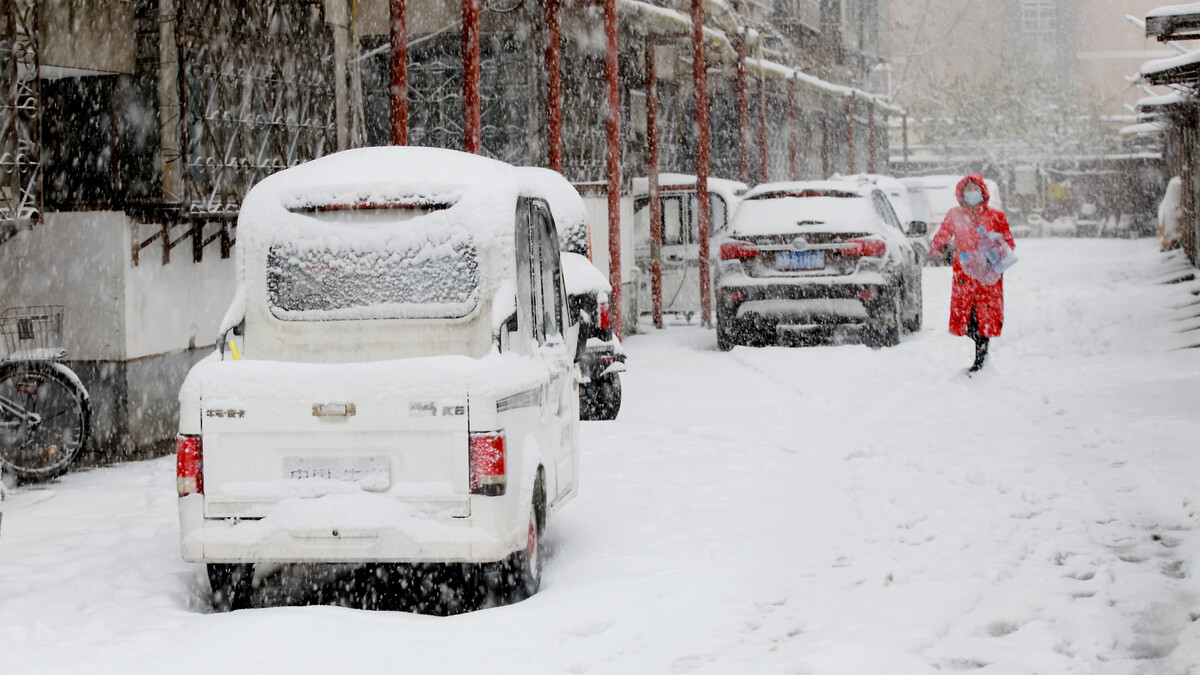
[[2, 238, 1197, 674]]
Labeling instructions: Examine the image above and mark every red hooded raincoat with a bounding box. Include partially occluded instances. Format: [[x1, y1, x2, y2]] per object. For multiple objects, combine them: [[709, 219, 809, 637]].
[[929, 175, 1015, 338]]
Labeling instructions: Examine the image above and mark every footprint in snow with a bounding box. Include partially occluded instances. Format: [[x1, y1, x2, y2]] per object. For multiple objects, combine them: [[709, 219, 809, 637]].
[[569, 620, 614, 638]]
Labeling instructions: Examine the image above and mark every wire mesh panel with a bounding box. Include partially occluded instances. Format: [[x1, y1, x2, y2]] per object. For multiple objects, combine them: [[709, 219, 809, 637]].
[[0, 306, 62, 359], [406, 33, 538, 167], [0, 0, 42, 229], [177, 0, 336, 218], [560, 45, 608, 184]]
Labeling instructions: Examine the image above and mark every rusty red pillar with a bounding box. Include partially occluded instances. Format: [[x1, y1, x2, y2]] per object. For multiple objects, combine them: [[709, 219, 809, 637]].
[[758, 74, 768, 183], [693, 0, 712, 327], [821, 98, 831, 177], [462, 0, 482, 154], [736, 35, 749, 185], [845, 95, 855, 174], [604, 0, 623, 337], [389, 0, 408, 146], [646, 37, 663, 329], [788, 76, 797, 180], [545, 0, 563, 172], [868, 106, 877, 173]]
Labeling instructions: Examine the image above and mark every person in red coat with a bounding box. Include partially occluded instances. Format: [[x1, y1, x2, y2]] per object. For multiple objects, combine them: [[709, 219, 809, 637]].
[[929, 174, 1015, 373]]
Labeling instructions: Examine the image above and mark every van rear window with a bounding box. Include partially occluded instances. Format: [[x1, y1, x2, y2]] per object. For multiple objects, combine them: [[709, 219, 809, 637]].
[[267, 237, 480, 321]]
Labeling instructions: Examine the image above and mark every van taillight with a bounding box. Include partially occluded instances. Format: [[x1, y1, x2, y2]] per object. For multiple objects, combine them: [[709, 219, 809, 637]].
[[598, 294, 612, 331], [840, 237, 887, 258], [720, 240, 759, 260], [469, 431, 506, 496], [176, 435, 203, 496]]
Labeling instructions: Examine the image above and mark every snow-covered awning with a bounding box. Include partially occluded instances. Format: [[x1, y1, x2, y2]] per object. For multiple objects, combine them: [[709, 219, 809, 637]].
[[1119, 121, 1166, 135], [1140, 48, 1200, 85], [1137, 90, 1188, 108], [1145, 3, 1200, 42]]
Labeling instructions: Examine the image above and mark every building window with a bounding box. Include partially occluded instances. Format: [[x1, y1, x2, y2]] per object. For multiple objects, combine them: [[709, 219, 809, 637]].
[[1021, 0, 1055, 36]]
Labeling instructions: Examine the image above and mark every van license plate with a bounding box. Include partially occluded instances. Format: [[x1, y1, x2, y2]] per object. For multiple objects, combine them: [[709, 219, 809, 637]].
[[775, 251, 825, 270], [284, 456, 391, 489]]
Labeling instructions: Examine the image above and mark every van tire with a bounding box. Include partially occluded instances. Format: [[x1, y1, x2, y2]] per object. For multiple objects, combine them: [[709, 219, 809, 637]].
[[208, 563, 253, 612]]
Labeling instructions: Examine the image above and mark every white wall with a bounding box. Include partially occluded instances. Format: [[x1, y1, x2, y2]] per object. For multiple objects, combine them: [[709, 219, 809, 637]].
[[1, 212, 238, 362], [124, 228, 237, 359], [1, 212, 126, 360]]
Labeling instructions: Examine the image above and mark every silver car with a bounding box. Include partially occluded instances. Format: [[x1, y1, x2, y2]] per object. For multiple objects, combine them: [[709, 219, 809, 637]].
[[714, 181, 924, 350]]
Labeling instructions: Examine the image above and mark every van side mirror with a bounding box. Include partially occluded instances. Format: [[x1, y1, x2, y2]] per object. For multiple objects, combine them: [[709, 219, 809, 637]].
[[574, 308, 591, 364], [906, 221, 928, 237]]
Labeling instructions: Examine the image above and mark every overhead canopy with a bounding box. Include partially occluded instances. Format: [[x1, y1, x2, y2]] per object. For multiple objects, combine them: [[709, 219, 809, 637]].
[[1140, 49, 1200, 86], [1146, 3, 1200, 42]]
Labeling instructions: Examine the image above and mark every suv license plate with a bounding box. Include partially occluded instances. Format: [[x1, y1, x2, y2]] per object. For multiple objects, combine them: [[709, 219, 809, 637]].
[[284, 456, 391, 489], [775, 250, 825, 270]]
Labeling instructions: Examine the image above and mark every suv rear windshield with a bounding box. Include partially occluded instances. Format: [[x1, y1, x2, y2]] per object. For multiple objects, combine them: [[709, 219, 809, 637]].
[[267, 235, 480, 321]]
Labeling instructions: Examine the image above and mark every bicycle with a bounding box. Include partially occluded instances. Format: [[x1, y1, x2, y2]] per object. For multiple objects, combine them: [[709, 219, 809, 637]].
[[0, 306, 92, 483]]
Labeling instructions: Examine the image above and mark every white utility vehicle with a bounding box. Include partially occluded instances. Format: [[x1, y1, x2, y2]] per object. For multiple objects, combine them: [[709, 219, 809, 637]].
[[177, 147, 582, 611]]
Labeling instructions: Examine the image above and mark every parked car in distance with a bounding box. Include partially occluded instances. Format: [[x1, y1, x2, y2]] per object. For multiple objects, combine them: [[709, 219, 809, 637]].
[[631, 174, 747, 320], [523, 167, 625, 421], [901, 175, 1002, 265], [834, 173, 931, 262], [177, 147, 582, 611], [714, 181, 923, 350]]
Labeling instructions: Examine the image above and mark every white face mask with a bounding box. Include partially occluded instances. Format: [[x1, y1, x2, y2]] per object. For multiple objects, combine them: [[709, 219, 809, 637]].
[[963, 189, 983, 206]]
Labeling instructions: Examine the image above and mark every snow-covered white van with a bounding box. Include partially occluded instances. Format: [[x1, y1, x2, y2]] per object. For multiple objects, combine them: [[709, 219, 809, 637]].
[[176, 147, 581, 610]]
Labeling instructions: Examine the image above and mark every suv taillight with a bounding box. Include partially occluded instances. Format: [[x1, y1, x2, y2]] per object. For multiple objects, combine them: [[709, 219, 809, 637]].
[[720, 240, 759, 260], [840, 237, 887, 258], [176, 434, 203, 496], [469, 431, 506, 496], [598, 294, 611, 331]]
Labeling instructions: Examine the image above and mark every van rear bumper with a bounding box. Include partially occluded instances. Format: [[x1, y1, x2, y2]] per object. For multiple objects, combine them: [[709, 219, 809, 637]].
[[178, 494, 521, 564]]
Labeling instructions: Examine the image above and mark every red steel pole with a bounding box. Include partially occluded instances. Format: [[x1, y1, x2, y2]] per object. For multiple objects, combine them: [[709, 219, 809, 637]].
[[821, 98, 830, 177], [788, 76, 797, 180], [845, 95, 855, 174], [693, 0, 712, 327], [389, 0, 408, 146], [462, 0, 482, 154], [868, 106, 877, 173], [646, 37, 663, 329], [736, 35, 749, 185], [604, 0, 623, 337], [545, 0, 563, 172], [758, 73, 768, 183]]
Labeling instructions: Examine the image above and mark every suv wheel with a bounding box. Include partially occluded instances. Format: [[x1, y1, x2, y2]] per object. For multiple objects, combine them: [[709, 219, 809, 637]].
[[865, 289, 902, 349]]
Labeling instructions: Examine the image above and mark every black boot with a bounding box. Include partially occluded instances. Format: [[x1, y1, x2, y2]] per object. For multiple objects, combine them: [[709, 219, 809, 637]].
[[969, 336, 989, 373]]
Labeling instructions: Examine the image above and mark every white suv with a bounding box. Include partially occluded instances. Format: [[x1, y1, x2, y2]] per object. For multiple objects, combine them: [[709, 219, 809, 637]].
[[177, 147, 582, 610]]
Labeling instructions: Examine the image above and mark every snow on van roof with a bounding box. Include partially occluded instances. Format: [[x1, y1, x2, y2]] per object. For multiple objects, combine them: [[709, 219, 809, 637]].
[[235, 147, 539, 323], [237, 147, 531, 251]]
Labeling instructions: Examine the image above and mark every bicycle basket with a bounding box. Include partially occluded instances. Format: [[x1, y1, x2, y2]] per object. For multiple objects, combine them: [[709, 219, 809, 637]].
[[1, 306, 65, 360]]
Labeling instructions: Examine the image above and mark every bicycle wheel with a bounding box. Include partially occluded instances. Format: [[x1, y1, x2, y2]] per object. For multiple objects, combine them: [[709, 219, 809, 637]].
[[0, 360, 91, 482]]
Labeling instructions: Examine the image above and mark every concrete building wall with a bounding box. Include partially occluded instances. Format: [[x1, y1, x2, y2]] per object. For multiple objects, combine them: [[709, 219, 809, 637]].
[[39, 0, 135, 74], [2, 212, 237, 458], [1076, 0, 1178, 116], [891, 0, 1176, 119], [1, 212, 127, 361]]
